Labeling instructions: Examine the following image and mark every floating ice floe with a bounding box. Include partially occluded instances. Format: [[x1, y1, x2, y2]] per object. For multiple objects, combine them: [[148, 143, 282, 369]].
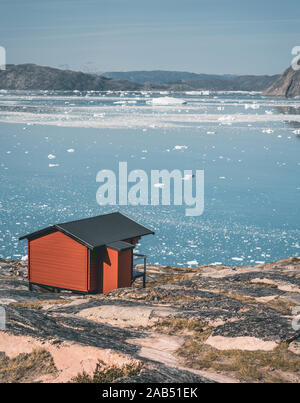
[[262, 128, 274, 134], [184, 90, 209, 95], [187, 260, 199, 266], [218, 115, 235, 122], [150, 97, 187, 106], [174, 145, 188, 150], [244, 103, 260, 110]]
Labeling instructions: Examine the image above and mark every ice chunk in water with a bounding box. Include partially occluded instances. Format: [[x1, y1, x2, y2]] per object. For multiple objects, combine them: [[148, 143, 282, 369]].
[[151, 97, 187, 105], [187, 260, 198, 265], [174, 145, 188, 150]]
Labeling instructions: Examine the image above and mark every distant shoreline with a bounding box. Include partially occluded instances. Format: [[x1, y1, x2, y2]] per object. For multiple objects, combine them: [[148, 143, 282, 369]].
[[0, 64, 279, 92]]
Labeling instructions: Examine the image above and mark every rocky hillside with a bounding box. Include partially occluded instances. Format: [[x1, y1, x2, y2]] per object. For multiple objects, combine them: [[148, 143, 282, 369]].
[[105, 70, 279, 91], [1, 257, 300, 383], [0, 64, 279, 92], [264, 66, 300, 97], [0, 64, 142, 91], [104, 70, 237, 84]]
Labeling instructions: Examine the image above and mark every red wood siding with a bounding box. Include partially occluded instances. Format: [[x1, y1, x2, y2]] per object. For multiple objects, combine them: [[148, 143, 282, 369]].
[[89, 249, 101, 292], [29, 231, 88, 291], [102, 247, 119, 294], [118, 249, 132, 288], [101, 247, 132, 293]]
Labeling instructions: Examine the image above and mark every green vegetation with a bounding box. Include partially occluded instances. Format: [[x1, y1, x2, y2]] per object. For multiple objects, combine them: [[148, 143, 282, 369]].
[[264, 298, 297, 314], [0, 348, 57, 382], [153, 317, 208, 335], [178, 339, 300, 382], [151, 314, 300, 382], [146, 274, 192, 288], [11, 299, 70, 310], [72, 361, 142, 383], [218, 290, 296, 313], [144, 289, 199, 303]]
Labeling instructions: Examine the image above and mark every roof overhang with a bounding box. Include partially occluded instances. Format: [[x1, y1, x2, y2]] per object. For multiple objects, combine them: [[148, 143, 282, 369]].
[[106, 241, 135, 252], [18, 212, 154, 250]]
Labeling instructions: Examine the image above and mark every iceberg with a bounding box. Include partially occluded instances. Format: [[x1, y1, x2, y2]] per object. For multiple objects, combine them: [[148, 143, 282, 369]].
[[151, 97, 187, 106]]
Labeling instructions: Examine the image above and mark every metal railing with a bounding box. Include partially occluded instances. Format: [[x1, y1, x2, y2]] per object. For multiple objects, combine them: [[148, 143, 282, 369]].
[[132, 253, 147, 288]]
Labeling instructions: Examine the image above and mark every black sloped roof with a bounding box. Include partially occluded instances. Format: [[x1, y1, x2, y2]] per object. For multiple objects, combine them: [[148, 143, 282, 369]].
[[19, 212, 154, 249], [106, 241, 135, 252]]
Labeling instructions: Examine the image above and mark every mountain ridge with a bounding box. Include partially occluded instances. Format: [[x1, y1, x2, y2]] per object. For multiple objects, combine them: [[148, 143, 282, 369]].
[[264, 65, 300, 97], [104, 70, 279, 91], [0, 64, 279, 92], [0, 64, 141, 91]]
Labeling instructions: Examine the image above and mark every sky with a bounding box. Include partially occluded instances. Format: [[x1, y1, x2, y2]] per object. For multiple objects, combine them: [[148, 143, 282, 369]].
[[0, 0, 300, 75]]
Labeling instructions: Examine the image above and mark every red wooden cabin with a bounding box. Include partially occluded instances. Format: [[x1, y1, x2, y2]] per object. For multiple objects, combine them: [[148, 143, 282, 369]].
[[19, 212, 154, 293]]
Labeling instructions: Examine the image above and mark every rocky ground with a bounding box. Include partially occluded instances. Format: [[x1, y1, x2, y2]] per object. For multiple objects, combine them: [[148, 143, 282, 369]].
[[0, 257, 300, 383]]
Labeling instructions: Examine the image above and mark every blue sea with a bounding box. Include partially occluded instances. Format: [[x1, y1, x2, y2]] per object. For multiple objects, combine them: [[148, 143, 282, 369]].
[[0, 89, 299, 266]]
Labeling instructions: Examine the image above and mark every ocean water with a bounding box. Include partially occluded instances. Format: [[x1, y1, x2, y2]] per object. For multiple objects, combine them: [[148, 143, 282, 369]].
[[0, 89, 299, 266]]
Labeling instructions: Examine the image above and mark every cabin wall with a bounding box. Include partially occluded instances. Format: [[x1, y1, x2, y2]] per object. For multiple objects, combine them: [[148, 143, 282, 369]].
[[118, 249, 133, 288], [102, 247, 119, 294], [100, 247, 133, 294], [89, 249, 102, 293], [28, 233, 138, 294], [29, 231, 88, 291]]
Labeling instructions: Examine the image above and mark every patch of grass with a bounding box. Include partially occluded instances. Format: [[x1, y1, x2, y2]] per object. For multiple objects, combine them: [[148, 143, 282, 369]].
[[0, 347, 57, 383], [251, 282, 278, 289], [218, 290, 256, 303], [144, 289, 198, 303], [146, 274, 193, 288], [290, 257, 300, 263], [177, 338, 300, 382], [217, 290, 296, 314], [11, 299, 70, 310], [152, 317, 209, 335], [264, 298, 297, 313], [72, 361, 142, 383], [162, 266, 200, 273]]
